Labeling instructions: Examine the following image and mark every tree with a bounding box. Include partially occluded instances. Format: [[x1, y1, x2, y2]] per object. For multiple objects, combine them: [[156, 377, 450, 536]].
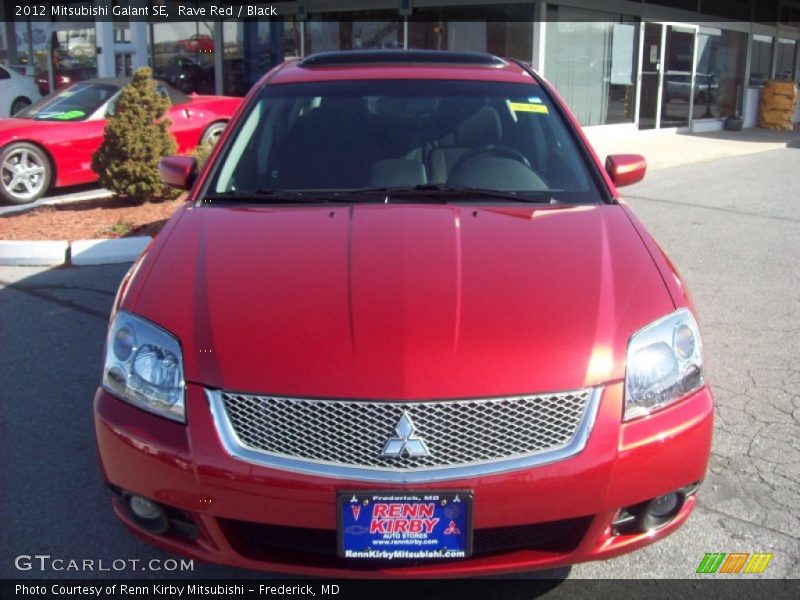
[[92, 67, 178, 203]]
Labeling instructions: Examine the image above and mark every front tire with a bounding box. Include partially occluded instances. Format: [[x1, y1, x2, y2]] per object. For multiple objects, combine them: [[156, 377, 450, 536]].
[[10, 97, 32, 115], [0, 142, 52, 205], [199, 121, 227, 147]]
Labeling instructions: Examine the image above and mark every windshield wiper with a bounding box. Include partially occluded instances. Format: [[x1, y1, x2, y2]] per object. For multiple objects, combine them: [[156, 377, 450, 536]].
[[202, 186, 558, 205], [343, 184, 557, 204], [201, 189, 352, 204]]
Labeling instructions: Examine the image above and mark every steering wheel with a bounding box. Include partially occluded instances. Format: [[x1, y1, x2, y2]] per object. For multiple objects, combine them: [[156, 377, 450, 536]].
[[448, 145, 531, 179]]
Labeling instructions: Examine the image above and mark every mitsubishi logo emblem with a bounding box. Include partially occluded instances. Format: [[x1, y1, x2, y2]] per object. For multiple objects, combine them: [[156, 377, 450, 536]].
[[382, 412, 429, 457]]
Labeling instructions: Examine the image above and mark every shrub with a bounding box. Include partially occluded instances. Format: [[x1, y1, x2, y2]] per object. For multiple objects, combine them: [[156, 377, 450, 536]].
[[190, 141, 215, 170], [92, 67, 178, 204]]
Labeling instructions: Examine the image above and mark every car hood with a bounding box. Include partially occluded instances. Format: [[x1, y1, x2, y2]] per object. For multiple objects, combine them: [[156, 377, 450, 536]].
[[126, 203, 674, 399]]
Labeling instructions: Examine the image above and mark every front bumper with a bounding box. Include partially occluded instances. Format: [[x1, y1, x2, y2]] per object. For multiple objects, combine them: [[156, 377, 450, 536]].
[[94, 382, 714, 577]]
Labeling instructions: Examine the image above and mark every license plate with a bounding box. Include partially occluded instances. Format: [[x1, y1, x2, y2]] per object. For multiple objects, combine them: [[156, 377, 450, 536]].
[[338, 491, 472, 560]]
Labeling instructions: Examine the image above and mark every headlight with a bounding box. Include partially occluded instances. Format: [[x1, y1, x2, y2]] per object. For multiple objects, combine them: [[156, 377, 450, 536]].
[[624, 308, 703, 421], [103, 311, 185, 423]]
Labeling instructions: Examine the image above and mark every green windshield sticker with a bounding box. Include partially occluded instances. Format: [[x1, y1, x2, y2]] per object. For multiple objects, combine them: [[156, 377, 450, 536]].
[[52, 110, 86, 120]]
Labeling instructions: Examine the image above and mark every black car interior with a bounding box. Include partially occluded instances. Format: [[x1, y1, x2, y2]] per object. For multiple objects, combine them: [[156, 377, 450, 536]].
[[214, 81, 592, 197]]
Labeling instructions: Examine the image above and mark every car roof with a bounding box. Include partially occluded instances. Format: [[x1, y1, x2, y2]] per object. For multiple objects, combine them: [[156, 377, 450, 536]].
[[71, 77, 191, 105], [268, 50, 538, 86]]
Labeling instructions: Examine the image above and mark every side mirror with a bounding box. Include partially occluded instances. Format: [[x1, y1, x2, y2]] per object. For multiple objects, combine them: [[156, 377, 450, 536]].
[[159, 155, 197, 190], [605, 154, 647, 188]]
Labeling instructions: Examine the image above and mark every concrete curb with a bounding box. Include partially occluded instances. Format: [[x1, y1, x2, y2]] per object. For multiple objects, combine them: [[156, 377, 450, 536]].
[[0, 240, 70, 266], [0, 237, 152, 266], [0, 189, 113, 217], [71, 237, 152, 266]]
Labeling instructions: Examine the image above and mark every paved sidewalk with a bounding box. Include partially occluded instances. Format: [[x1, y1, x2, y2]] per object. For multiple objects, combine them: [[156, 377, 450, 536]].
[[587, 126, 800, 171]]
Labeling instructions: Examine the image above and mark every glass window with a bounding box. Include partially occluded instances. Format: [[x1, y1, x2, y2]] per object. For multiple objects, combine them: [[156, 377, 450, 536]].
[[16, 21, 54, 94], [17, 83, 119, 121], [114, 26, 131, 44], [14, 22, 33, 70], [151, 22, 215, 94], [305, 13, 402, 54], [115, 53, 133, 77], [222, 19, 301, 97], [775, 38, 797, 80], [32, 27, 98, 96], [693, 28, 748, 119], [408, 4, 533, 61], [206, 80, 599, 202], [797, 46, 800, 82], [304, 21, 339, 53], [544, 7, 639, 126], [749, 34, 773, 86]]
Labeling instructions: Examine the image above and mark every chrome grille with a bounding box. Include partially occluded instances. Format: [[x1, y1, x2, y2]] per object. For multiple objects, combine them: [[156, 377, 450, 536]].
[[211, 388, 598, 481]]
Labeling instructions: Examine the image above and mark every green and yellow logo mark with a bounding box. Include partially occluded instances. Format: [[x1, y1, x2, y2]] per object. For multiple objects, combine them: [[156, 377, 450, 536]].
[[697, 552, 773, 574]]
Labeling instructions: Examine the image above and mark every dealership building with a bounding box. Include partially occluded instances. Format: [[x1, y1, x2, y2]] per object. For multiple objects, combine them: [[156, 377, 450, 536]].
[[1, 0, 799, 134]]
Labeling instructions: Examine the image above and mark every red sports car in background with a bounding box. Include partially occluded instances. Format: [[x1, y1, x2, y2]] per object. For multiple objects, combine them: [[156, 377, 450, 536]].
[[175, 34, 215, 54], [95, 51, 713, 577], [0, 78, 240, 204]]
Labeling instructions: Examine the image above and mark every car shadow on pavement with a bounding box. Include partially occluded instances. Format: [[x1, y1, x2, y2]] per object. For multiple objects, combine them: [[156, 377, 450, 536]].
[[0, 263, 573, 590], [0, 263, 256, 580]]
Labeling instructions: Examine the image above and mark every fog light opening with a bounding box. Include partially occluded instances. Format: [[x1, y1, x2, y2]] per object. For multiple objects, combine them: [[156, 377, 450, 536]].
[[641, 492, 685, 531], [125, 494, 170, 535], [613, 489, 690, 535], [648, 493, 680, 518]]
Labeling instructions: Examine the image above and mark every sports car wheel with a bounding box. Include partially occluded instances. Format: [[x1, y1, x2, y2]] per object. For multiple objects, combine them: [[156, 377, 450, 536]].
[[11, 97, 32, 115], [0, 143, 52, 205], [200, 121, 226, 147]]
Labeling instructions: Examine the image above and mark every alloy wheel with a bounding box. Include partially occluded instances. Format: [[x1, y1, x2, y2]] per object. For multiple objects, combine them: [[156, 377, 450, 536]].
[[1, 146, 48, 203]]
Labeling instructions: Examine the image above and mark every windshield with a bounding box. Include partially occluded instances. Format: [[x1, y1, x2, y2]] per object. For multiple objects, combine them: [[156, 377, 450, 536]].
[[16, 83, 119, 121], [206, 80, 601, 203]]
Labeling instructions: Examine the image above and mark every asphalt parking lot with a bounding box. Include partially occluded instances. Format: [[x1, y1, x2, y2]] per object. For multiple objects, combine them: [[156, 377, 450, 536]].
[[1, 148, 798, 580]]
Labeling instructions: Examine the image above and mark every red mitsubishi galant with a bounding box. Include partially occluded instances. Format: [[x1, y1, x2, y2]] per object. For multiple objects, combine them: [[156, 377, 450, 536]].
[[94, 51, 714, 577]]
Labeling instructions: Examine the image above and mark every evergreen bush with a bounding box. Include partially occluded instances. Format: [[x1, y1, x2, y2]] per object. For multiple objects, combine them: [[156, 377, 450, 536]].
[[92, 67, 178, 203], [190, 141, 215, 170]]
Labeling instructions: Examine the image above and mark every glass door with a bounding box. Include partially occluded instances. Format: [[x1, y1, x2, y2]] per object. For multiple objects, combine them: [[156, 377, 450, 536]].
[[637, 22, 698, 129], [661, 24, 697, 128], [638, 22, 663, 129]]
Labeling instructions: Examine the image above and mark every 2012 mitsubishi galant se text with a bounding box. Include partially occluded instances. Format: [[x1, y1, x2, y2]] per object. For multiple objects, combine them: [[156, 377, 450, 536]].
[[94, 51, 714, 577]]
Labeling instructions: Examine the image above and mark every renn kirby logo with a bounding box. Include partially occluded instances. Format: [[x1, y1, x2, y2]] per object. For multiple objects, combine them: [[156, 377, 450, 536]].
[[696, 552, 773, 574], [369, 502, 440, 534]]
